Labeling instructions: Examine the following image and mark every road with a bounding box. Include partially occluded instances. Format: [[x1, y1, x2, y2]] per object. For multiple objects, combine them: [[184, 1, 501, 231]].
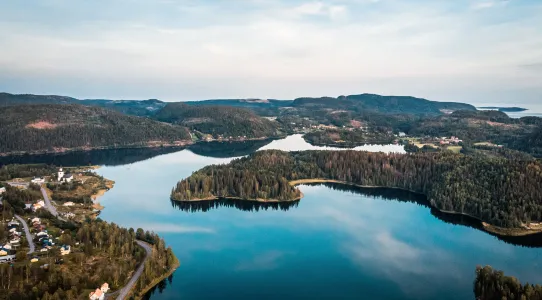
[[14, 214, 35, 254], [40, 186, 62, 218], [114, 240, 153, 300]]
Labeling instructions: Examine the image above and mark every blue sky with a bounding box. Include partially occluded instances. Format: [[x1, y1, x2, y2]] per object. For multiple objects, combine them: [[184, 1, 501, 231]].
[[0, 0, 540, 104]]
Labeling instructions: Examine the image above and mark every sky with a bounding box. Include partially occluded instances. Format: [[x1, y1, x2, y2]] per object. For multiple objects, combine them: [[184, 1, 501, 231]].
[[0, 0, 541, 105]]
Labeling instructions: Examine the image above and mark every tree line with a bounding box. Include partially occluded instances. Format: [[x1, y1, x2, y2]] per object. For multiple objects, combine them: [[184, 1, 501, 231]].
[[172, 150, 542, 228]]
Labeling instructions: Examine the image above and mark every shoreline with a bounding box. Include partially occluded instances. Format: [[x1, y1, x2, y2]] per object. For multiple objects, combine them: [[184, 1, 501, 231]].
[[132, 255, 181, 299], [0, 135, 286, 157], [173, 178, 542, 237]]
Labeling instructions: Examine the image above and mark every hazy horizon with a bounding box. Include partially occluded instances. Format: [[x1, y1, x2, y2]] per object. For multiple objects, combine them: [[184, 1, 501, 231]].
[[1, 0, 541, 105]]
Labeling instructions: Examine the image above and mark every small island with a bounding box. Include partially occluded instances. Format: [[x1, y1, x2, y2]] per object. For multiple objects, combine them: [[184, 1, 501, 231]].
[[478, 106, 528, 112], [171, 150, 542, 236]]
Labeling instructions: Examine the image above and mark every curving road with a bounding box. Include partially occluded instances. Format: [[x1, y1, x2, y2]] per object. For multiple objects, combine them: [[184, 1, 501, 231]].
[[114, 240, 153, 300], [40, 186, 58, 217], [14, 214, 35, 254]]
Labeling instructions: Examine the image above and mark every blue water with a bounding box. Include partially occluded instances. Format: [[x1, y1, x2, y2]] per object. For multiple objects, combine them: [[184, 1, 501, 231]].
[[92, 135, 542, 300]]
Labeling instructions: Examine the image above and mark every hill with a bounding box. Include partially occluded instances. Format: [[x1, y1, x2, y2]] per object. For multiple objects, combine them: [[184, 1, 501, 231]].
[[292, 94, 476, 115], [154, 103, 281, 139], [0, 104, 191, 155], [0, 92, 166, 117]]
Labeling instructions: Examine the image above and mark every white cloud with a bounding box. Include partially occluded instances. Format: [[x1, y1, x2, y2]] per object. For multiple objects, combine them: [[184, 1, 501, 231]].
[[0, 0, 540, 103]]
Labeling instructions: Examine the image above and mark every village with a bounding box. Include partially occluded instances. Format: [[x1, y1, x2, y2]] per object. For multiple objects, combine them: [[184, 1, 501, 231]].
[[0, 167, 114, 299]]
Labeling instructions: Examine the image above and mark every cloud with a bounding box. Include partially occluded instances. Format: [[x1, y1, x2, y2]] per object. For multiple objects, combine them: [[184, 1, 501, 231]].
[[0, 0, 540, 104]]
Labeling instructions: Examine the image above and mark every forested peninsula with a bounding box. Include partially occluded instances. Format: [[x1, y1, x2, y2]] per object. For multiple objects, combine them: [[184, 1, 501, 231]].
[[171, 150, 542, 233]]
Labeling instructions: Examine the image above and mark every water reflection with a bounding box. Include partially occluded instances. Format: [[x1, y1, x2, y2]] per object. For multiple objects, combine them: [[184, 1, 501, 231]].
[[142, 274, 175, 300], [187, 139, 274, 158], [171, 198, 299, 212], [0, 146, 186, 167]]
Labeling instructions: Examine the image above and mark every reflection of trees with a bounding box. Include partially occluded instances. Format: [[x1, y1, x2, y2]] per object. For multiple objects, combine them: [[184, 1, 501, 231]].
[[171, 198, 299, 212], [313, 182, 542, 248], [0, 147, 186, 167], [142, 273, 175, 300], [187, 139, 274, 158]]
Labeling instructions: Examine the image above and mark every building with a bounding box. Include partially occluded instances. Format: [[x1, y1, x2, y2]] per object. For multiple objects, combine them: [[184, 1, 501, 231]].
[[31, 177, 46, 184], [100, 283, 109, 293], [63, 201, 75, 207], [31, 217, 40, 224], [89, 288, 104, 300], [0, 187, 5, 195], [60, 245, 71, 255], [58, 168, 74, 183]]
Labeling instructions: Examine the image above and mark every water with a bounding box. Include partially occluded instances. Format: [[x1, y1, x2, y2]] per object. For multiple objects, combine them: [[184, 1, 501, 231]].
[[475, 103, 542, 119], [7, 135, 542, 299]]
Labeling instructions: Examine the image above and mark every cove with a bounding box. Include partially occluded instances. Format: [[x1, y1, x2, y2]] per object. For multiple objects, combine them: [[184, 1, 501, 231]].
[[6, 135, 541, 299]]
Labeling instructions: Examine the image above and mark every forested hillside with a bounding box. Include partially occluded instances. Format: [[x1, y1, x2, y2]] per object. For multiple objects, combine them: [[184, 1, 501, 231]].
[[292, 94, 476, 115], [474, 266, 542, 300], [171, 150, 542, 228], [0, 104, 191, 155], [154, 103, 281, 139]]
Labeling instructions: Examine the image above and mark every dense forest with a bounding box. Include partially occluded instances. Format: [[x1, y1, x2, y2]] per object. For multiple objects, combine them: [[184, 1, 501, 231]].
[[407, 110, 542, 156], [303, 129, 395, 146], [172, 150, 542, 228], [474, 266, 542, 300], [0, 164, 56, 181], [154, 102, 281, 139], [0, 104, 191, 155], [0, 217, 177, 299]]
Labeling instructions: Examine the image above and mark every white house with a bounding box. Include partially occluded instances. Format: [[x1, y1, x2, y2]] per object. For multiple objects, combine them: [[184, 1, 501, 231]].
[[31, 217, 40, 224], [10, 238, 20, 244], [37, 232, 48, 237], [0, 187, 5, 195], [89, 289, 104, 300], [3, 244, 12, 250], [60, 245, 71, 255], [63, 201, 75, 207], [31, 177, 45, 184], [58, 168, 74, 183], [100, 283, 109, 293]]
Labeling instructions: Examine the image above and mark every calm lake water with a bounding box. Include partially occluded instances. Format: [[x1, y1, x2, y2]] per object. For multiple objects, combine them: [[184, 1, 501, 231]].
[[8, 135, 541, 299]]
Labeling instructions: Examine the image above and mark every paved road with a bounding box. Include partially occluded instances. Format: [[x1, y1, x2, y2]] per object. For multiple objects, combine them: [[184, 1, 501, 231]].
[[14, 214, 35, 254], [40, 186, 61, 218], [115, 240, 153, 300]]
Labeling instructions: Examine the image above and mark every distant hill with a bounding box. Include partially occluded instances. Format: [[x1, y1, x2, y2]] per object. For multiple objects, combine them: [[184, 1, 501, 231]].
[[292, 94, 476, 115], [80, 99, 166, 116], [154, 103, 281, 139], [0, 92, 476, 116], [0, 104, 191, 155], [0, 92, 79, 106], [0, 92, 166, 117]]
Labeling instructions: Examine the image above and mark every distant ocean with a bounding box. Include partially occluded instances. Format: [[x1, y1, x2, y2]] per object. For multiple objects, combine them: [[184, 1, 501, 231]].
[[474, 102, 542, 119]]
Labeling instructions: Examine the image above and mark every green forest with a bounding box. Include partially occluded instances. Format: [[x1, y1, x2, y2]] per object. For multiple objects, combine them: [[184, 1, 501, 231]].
[[0, 104, 191, 155], [474, 266, 542, 300], [172, 150, 542, 228], [154, 102, 281, 139], [0, 217, 177, 300], [303, 129, 395, 146]]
